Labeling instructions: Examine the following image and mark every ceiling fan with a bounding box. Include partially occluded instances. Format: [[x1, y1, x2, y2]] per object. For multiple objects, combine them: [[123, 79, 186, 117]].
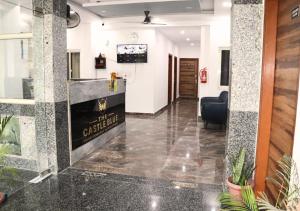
[[124, 11, 167, 25]]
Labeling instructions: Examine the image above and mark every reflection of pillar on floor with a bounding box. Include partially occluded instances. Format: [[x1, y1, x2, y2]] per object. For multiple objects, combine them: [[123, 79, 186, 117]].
[[226, 0, 264, 179]]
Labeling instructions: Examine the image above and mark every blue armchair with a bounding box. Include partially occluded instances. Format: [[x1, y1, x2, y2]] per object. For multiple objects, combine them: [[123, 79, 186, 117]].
[[201, 91, 228, 128]]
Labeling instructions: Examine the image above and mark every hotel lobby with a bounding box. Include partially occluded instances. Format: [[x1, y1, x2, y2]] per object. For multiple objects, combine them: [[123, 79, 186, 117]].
[[1, 0, 300, 210]]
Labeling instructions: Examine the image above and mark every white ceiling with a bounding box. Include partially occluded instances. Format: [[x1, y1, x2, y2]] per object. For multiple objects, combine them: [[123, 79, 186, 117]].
[[158, 26, 201, 46], [0, 0, 32, 10], [71, 0, 214, 18], [69, 0, 231, 45]]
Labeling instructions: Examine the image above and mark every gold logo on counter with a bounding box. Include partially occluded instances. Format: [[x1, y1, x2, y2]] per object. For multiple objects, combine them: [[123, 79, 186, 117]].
[[98, 99, 107, 112], [83, 113, 119, 139]]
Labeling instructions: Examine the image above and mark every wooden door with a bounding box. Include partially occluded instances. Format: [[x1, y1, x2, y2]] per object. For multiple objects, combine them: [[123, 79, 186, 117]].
[[256, 0, 300, 197], [179, 58, 198, 98], [168, 54, 173, 105], [174, 57, 178, 101]]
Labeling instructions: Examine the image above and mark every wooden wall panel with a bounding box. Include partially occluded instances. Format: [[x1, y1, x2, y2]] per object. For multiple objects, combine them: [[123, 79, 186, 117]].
[[179, 58, 198, 98], [265, 0, 300, 196], [255, 0, 278, 193], [174, 57, 178, 101], [168, 54, 173, 105]]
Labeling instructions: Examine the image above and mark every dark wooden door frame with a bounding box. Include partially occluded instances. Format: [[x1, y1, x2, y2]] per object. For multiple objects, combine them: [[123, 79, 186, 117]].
[[168, 54, 173, 105], [174, 56, 178, 101], [179, 58, 199, 99], [255, 0, 278, 194]]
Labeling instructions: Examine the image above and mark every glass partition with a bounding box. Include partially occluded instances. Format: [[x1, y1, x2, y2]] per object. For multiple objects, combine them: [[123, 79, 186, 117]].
[[0, 0, 34, 99], [0, 0, 50, 175]]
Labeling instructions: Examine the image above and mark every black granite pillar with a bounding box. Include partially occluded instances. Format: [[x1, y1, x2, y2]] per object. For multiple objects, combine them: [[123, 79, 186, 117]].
[[33, 0, 70, 173], [226, 0, 264, 177]]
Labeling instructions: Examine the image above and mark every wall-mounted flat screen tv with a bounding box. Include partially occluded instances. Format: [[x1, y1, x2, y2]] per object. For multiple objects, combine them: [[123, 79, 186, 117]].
[[117, 44, 148, 63]]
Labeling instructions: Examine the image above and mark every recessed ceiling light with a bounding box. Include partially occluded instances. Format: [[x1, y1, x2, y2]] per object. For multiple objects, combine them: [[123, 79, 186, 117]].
[[180, 30, 185, 35], [186, 38, 190, 41], [222, 2, 232, 8]]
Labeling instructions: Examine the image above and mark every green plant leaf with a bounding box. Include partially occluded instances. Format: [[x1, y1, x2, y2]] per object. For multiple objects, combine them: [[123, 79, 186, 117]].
[[258, 155, 300, 210], [241, 186, 258, 211], [0, 115, 12, 137], [233, 148, 246, 185], [257, 192, 283, 211], [219, 192, 248, 211], [219, 186, 259, 211]]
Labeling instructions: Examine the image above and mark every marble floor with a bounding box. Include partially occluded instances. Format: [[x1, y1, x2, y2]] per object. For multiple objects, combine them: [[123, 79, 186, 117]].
[[74, 99, 226, 185], [0, 168, 38, 196], [1, 168, 222, 211], [1, 100, 226, 210]]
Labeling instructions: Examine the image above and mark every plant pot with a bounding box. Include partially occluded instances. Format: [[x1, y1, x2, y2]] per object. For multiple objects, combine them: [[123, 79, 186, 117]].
[[226, 177, 254, 199], [0, 192, 7, 204]]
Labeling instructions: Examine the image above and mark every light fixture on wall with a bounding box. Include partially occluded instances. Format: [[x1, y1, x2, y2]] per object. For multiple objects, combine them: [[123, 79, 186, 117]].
[[190, 43, 195, 46], [180, 30, 185, 35], [186, 38, 190, 41]]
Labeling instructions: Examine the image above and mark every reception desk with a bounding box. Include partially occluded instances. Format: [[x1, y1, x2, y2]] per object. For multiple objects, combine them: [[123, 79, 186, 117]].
[[68, 79, 126, 163]]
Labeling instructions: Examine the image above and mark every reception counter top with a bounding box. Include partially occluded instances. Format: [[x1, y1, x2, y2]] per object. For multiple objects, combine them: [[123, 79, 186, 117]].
[[68, 79, 126, 163], [69, 79, 126, 105]]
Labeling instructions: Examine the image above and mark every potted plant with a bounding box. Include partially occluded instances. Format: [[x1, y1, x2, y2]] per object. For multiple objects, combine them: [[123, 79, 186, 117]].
[[219, 185, 258, 210], [219, 155, 300, 211], [227, 148, 255, 198]]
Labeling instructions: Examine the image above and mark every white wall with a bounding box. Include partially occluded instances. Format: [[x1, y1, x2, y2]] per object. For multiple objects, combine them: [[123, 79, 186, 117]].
[[67, 3, 179, 114], [92, 28, 157, 113], [198, 19, 231, 116], [154, 31, 179, 111], [91, 28, 179, 113], [179, 46, 201, 59], [67, 2, 102, 79]]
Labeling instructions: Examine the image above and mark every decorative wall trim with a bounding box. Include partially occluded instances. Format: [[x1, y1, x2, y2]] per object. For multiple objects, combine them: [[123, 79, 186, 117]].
[[234, 0, 263, 4], [4, 156, 38, 172], [0, 103, 35, 117], [126, 104, 170, 118]]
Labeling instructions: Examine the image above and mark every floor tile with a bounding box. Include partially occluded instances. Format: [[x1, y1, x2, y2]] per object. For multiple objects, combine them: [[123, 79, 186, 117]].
[[74, 100, 226, 185]]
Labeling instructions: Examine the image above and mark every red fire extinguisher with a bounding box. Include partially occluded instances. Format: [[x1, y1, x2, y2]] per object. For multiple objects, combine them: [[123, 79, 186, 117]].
[[200, 67, 208, 83]]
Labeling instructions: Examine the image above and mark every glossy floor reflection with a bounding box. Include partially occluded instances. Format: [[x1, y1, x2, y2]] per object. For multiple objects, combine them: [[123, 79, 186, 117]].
[[2, 100, 225, 210], [0, 168, 38, 196], [74, 100, 226, 185], [1, 168, 222, 211]]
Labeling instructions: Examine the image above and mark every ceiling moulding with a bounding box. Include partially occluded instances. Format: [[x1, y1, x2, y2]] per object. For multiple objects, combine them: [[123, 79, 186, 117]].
[[83, 0, 188, 7]]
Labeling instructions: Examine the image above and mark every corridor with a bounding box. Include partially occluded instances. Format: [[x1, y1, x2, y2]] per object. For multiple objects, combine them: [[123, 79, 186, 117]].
[[74, 100, 226, 184]]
